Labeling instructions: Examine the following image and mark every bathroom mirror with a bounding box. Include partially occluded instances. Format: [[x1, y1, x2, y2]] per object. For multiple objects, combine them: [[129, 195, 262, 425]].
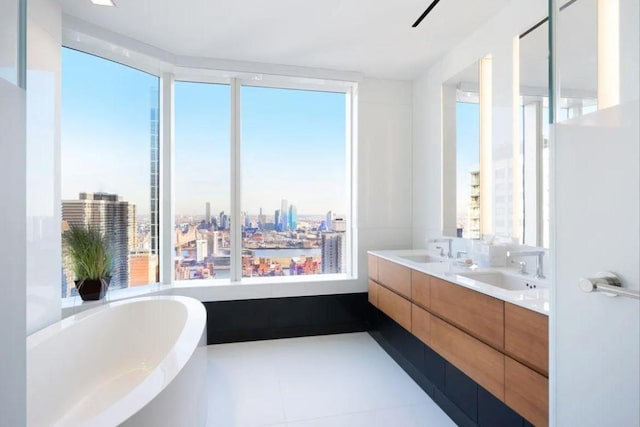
[[517, 18, 550, 248], [556, 0, 599, 120], [442, 61, 482, 239], [515, 0, 596, 248]]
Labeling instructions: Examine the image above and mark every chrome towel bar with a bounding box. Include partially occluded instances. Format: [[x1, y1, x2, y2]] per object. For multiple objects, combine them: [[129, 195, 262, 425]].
[[579, 272, 640, 300]]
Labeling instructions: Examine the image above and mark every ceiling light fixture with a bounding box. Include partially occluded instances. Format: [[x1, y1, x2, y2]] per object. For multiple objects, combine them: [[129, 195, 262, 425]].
[[412, 0, 442, 28], [91, 0, 116, 6]]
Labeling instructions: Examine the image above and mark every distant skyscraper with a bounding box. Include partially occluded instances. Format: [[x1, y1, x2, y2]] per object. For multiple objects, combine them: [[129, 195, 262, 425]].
[[206, 202, 211, 224], [332, 217, 346, 232], [289, 204, 297, 230], [258, 207, 266, 228], [128, 204, 137, 251], [150, 88, 160, 256], [326, 211, 333, 231], [321, 232, 344, 274], [196, 239, 208, 262], [62, 192, 134, 290], [281, 199, 288, 231], [275, 209, 281, 231], [219, 211, 229, 230]]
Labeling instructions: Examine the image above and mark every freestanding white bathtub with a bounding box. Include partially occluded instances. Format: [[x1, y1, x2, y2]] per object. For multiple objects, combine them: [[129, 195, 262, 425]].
[[27, 296, 208, 427]]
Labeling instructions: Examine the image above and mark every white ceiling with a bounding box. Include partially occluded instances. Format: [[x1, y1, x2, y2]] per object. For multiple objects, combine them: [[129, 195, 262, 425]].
[[59, 0, 510, 80]]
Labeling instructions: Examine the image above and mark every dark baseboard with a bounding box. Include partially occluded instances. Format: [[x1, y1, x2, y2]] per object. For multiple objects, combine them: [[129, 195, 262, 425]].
[[204, 293, 372, 345]]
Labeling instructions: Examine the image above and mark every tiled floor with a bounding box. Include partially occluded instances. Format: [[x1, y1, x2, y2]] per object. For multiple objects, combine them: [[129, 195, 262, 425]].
[[206, 332, 455, 427]]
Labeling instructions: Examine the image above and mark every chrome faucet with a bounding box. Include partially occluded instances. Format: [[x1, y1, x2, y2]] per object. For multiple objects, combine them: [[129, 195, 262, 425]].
[[507, 250, 546, 279], [428, 238, 453, 258], [511, 260, 528, 275]]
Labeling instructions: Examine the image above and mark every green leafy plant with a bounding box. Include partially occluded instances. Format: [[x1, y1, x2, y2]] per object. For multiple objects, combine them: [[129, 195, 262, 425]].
[[63, 225, 113, 282]]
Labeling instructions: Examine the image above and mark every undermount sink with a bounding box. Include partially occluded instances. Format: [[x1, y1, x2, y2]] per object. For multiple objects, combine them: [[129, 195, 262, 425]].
[[397, 254, 446, 263], [456, 271, 548, 292]]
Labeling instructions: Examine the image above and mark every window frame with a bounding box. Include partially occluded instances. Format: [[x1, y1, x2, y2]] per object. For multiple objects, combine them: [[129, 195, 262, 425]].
[[61, 43, 358, 295]]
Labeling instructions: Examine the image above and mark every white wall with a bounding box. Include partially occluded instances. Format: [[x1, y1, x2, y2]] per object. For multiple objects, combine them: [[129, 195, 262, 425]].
[[0, 55, 27, 427], [552, 1, 639, 425], [412, 0, 547, 250], [26, 0, 62, 334]]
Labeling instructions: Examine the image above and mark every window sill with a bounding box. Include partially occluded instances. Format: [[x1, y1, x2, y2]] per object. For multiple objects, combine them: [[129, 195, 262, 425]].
[[62, 274, 361, 317], [61, 282, 172, 313]]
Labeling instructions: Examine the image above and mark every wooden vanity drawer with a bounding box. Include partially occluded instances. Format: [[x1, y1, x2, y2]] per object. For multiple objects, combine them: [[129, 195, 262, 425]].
[[431, 316, 505, 400], [411, 270, 431, 309], [368, 254, 378, 281], [377, 285, 411, 331], [505, 357, 549, 427], [505, 303, 548, 376], [430, 277, 504, 350], [411, 304, 431, 345], [377, 258, 411, 298], [368, 280, 379, 307]]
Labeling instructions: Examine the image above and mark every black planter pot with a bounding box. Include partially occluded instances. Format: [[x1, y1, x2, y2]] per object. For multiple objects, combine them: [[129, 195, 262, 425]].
[[74, 277, 111, 301]]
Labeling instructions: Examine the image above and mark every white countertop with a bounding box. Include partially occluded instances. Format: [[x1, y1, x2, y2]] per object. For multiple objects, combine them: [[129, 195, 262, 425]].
[[369, 249, 550, 316]]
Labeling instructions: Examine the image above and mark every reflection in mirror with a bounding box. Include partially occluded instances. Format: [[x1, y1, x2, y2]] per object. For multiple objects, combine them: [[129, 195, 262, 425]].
[[442, 61, 481, 239], [557, 0, 600, 120], [518, 19, 550, 248], [516, 0, 601, 247]]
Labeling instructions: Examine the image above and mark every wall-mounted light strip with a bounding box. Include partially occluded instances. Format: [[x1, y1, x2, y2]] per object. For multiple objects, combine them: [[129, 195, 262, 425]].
[[91, 0, 116, 6], [412, 0, 442, 28]]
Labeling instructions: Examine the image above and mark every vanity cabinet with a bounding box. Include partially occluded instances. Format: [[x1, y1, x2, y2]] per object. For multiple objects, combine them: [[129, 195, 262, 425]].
[[505, 357, 549, 427], [377, 258, 411, 298], [430, 277, 504, 350], [368, 254, 549, 426], [377, 284, 411, 331], [411, 303, 431, 345], [411, 270, 431, 308], [367, 254, 378, 282], [431, 316, 505, 400], [368, 280, 379, 307], [505, 302, 549, 375]]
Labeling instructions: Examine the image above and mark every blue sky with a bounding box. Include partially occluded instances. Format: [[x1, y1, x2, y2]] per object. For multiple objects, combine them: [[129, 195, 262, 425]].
[[62, 48, 346, 217]]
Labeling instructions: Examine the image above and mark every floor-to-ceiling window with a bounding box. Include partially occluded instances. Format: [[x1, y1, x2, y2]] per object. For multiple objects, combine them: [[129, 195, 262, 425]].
[[61, 48, 355, 296], [240, 86, 349, 278], [174, 81, 231, 281], [61, 48, 160, 296]]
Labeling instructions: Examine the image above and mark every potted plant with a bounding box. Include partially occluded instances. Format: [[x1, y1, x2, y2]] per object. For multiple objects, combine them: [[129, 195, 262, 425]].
[[63, 225, 113, 301]]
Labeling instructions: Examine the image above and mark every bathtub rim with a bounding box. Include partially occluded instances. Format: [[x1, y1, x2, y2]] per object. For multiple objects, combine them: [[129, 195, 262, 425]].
[[27, 295, 206, 427]]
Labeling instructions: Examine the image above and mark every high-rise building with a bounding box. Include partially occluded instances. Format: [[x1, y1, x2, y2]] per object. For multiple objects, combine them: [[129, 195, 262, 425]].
[[129, 253, 159, 287], [258, 207, 266, 228], [289, 204, 297, 230], [196, 239, 208, 262], [219, 211, 229, 230], [62, 192, 134, 290], [281, 199, 288, 231], [468, 170, 481, 239], [321, 232, 344, 274], [274, 209, 281, 230], [128, 204, 137, 251], [205, 202, 211, 224], [149, 88, 160, 256], [325, 211, 333, 231], [332, 217, 346, 232]]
